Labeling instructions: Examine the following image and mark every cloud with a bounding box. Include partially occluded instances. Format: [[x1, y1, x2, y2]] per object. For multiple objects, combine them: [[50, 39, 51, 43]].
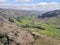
[[36, 2, 59, 7], [35, 2, 60, 11], [0, 0, 7, 2], [0, 2, 60, 11], [16, 0, 33, 2], [13, 2, 60, 11]]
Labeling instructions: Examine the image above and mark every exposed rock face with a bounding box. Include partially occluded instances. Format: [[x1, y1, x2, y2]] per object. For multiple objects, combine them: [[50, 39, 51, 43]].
[[0, 23, 34, 45]]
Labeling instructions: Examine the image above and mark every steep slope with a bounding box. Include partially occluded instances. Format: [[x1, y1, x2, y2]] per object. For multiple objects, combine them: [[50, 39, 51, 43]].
[[0, 8, 34, 45], [0, 22, 34, 45], [38, 10, 60, 18]]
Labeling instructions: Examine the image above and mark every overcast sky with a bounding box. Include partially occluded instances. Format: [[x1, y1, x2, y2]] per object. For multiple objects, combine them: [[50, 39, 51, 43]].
[[0, 0, 60, 11]]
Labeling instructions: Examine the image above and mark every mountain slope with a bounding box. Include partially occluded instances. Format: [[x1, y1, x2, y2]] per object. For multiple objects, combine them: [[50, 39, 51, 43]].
[[0, 8, 35, 45], [38, 10, 60, 18], [0, 8, 42, 23]]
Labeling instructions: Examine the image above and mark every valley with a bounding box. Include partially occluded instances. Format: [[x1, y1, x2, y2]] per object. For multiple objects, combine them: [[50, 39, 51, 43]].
[[0, 9, 60, 45]]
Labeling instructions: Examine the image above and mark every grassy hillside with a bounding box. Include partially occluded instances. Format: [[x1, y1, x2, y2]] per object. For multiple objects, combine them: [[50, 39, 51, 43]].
[[11, 14, 60, 45], [10, 10, 60, 40], [14, 15, 60, 39]]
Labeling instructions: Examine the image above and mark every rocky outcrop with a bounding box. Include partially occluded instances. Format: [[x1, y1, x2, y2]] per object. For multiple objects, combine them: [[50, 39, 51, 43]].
[[0, 23, 34, 45]]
